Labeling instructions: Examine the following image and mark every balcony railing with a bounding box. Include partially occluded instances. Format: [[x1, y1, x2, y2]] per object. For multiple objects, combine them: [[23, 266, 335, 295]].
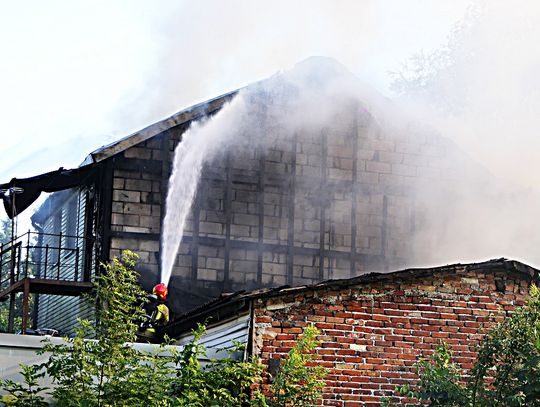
[[0, 231, 93, 293]]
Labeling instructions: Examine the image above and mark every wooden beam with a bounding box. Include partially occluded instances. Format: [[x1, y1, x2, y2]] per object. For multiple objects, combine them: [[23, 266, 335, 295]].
[[286, 134, 297, 286], [223, 154, 233, 291], [350, 107, 359, 277], [109, 230, 392, 264], [21, 278, 30, 334], [257, 150, 266, 285], [319, 131, 328, 281], [382, 195, 388, 271], [0, 278, 93, 302]]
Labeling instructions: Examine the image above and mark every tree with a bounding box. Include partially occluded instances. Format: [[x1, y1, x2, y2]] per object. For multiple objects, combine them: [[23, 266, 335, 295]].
[[385, 285, 540, 406], [0, 217, 14, 332]]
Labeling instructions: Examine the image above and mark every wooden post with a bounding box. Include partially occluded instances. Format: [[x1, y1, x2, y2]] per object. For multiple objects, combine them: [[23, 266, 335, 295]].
[[257, 150, 266, 285], [286, 134, 297, 286], [350, 105, 359, 277], [21, 278, 30, 334], [223, 154, 233, 291]]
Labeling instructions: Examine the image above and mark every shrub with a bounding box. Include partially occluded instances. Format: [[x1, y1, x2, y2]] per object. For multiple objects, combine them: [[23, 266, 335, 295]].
[[386, 285, 540, 406], [0, 251, 327, 407]]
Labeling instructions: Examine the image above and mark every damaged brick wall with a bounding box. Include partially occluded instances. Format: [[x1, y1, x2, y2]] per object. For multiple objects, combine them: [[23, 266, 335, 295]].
[[251, 267, 531, 406]]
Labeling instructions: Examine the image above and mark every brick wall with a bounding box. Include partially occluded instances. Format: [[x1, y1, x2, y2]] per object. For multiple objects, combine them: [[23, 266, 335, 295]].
[[252, 266, 532, 406], [107, 98, 462, 313]]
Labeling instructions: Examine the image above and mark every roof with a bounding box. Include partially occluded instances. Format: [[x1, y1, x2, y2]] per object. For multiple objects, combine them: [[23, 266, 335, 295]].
[[1, 90, 237, 219], [83, 90, 238, 165], [164, 258, 539, 337]]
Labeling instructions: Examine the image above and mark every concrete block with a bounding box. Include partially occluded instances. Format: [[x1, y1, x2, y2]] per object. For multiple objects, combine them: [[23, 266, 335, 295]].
[[113, 178, 124, 189], [357, 172, 379, 184], [124, 203, 152, 216], [113, 190, 141, 203], [140, 240, 159, 252], [234, 213, 258, 226], [262, 262, 286, 275], [366, 161, 391, 174], [379, 152, 403, 164], [207, 258, 225, 270], [125, 179, 152, 192], [231, 224, 250, 237], [328, 168, 352, 181], [231, 260, 257, 273], [199, 222, 223, 235], [111, 213, 140, 227], [198, 269, 218, 281], [112, 202, 123, 213], [139, 215, 160, 230], [110, 237, 139, 251]]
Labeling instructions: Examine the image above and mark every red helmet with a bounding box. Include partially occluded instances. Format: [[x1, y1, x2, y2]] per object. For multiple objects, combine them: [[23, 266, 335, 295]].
[[153, 283, 168, 300]]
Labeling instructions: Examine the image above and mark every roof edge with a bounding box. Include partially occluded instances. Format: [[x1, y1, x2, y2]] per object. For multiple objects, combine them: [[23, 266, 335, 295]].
[[85, 89, 239, 164], [164, 258, 539, 337]]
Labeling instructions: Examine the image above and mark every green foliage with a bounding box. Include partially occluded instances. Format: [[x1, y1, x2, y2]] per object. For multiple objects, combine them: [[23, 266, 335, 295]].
[[254, 326, 327, 407], [387, 285, 540, 406], [1, 250, 328, 407], [172, 324, 263, 406], [0, 217, 12, 245], [39, 250, 161, 406], [0, 364, 48, 407]]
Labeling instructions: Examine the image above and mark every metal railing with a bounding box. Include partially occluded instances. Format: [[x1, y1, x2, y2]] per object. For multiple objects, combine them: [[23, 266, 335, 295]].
[[0, 231, 93, 292]]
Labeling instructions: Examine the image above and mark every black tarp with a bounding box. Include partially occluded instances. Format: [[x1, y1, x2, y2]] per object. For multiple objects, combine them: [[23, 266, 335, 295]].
[[0, 164, 97, 218]]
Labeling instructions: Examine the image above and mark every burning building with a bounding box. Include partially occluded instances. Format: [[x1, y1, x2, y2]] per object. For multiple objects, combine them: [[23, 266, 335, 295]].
[[0, 58, 484, 335]]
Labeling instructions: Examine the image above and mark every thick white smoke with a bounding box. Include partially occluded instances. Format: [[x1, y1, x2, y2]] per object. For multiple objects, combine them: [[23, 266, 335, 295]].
[[160, 57, 389, 285], [162, 1, 540, 283], [394, 1, 540, 268]]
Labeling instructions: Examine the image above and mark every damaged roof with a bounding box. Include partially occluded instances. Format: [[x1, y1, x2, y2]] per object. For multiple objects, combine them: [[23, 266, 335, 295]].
[[82, 90, 238, 165], [164, 258, 539, 337]]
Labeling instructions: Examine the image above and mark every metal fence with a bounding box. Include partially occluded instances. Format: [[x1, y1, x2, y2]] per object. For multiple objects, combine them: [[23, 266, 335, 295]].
[[0, 231, 92, 293]]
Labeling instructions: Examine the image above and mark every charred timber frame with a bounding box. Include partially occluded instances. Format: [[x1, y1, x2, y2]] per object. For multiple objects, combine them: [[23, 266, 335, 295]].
[[223, 154, 233, 291], [319, 130, 328, 281], [286, 134, 297, 286], [350, 107, 359, 277], [257, 150, 266, 285]]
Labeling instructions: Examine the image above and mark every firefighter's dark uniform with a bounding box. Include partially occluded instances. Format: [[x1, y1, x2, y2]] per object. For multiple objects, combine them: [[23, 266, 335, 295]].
[[137, 294, 170, 341]]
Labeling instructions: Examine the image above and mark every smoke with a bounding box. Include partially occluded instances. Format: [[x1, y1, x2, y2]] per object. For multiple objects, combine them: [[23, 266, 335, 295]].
[[160, 96, 249, 285], [162, 0, 540, 282], [161, 57, 390, 285], [393, 1, 540, 267]]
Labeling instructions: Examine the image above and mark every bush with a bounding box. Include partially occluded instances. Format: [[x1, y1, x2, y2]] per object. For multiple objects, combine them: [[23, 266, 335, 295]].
[[0, 251, 327, 406]]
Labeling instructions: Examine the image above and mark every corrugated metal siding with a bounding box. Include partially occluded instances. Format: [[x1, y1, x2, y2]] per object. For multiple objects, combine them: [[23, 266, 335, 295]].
[[175, 312, 251, 361], [36, 188, 94, 337]]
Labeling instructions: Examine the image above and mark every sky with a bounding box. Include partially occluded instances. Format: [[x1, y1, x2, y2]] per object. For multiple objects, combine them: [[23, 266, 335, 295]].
[[0, 0, 470, 182], [0, 0, 471, 234]]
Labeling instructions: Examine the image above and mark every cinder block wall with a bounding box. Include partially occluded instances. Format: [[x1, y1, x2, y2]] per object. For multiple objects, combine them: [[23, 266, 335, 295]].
[[251, 268, 530, 406], [108, 105, 454, 313]]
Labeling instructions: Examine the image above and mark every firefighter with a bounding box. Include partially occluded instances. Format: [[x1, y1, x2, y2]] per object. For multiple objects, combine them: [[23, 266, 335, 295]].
[[137, 283, 170, 341]]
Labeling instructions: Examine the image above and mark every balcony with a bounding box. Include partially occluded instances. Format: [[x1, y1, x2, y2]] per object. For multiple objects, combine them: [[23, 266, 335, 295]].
[[0, 231, 94, 333]]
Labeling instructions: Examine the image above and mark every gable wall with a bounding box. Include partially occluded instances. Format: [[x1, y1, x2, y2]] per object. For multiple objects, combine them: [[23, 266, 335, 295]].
[[107, 103, 456, 313]]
